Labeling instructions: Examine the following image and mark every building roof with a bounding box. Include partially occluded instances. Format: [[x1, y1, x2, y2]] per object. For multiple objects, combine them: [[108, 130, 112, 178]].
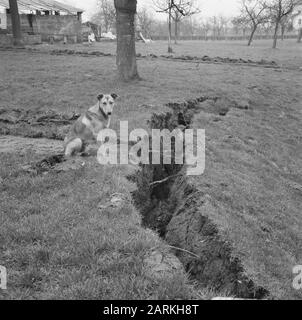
[[0, 0, 83, 14]]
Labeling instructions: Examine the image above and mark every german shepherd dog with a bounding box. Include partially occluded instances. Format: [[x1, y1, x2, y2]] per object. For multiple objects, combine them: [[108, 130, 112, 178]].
[[64, 93, 118, 156]]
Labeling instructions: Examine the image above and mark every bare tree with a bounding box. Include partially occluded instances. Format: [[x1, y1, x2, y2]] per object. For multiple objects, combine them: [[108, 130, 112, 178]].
[[280, 15, 291, 39], [218, 15, 229, 36], [172, 10, 182, 43], [232, 16, 250, 36], [171, 0, 200, 44], [154, 0, 199, 52], [260, 20, 274, 34], [114, 0, 139, 81], [210, 16, 228, 39], [239, 0, 269, 46], [210, 16, 218, 38], [266, 0, 298, 48], [298, 28, 302, 42], [137, 7, 154, 38], [201, 18, 211, 38], [9, 0, 23, 46], [154, 0, 175, 52], [93, 0, 116, 33]]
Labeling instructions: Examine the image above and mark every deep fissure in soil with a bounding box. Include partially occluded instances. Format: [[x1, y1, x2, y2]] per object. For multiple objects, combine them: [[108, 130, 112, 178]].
[[130, 96, 269, 299]]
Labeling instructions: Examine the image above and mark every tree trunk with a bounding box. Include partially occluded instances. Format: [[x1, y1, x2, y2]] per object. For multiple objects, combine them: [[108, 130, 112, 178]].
[[281, 24, 285, 40], [174, 20, 178, 44], [248, 25, 257, 46], [114, 0, 139, 81], [273, 20, 280, 49], [168, 5, 173, 53], [297, 28, 302, 43], [9, 0, 23, 47]]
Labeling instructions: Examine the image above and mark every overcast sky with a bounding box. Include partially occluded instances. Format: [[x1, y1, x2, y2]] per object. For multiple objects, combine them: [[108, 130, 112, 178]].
[[65, 0, 240, 21]]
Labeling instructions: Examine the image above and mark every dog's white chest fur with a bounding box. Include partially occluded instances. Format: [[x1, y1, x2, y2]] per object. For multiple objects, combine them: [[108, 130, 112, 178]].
[[82, 116, 92, 128]]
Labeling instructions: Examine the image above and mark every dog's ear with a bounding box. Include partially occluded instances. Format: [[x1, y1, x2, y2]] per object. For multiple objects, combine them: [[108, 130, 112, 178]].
[[111, 93, 119, 100], [97, 94, 104, 101]]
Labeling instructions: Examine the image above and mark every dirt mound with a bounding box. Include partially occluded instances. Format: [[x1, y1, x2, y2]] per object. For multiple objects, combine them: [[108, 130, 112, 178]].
[[130, 96, 269, 299], [2, 46, 282, 69], [49, 49, 113, 57], [0, 108, 79, 140], [136, 52, 280, 69], [158, 54, 279, 68], [21, 154, 86, 175]]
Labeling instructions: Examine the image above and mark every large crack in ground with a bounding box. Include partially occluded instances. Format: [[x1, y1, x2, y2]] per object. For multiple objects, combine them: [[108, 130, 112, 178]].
[[129, 96, 270, 299], [0, 95, 270, 298]]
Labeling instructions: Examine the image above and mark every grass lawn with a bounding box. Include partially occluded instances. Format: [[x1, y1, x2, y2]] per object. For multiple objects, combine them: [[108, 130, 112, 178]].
[[0, 152, 202, 300], [37, 39, 302, 67], [0, 38, 302, 299]]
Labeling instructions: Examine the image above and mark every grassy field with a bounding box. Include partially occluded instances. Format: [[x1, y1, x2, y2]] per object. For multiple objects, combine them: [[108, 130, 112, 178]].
[[0, 152, 202, 300], [38, 39, 302, 67], [0, 39, 302, 299]]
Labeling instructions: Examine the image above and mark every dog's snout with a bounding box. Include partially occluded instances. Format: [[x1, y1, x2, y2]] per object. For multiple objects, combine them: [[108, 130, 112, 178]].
[[108, 112, 112, 116]]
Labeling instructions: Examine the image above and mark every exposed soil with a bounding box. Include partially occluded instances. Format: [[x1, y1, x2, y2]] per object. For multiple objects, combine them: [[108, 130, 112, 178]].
[[0, 47, 284, 69], [144, 53, 281, 69], [46, 48, 280, 68], [130, 96, 270, 299], [0, 108, 79, 140]]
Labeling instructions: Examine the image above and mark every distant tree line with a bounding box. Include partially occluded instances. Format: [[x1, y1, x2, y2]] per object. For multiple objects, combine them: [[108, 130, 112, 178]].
[[7, 0, 301, 50], [233, 0, 300, 48], [91, 0, 300, 49]]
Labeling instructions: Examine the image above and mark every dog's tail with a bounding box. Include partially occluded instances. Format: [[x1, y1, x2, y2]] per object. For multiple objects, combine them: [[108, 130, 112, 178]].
[[64, 138, 83, 157]]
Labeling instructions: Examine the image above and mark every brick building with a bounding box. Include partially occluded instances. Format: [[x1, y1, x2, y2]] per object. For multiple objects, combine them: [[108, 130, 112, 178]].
[[0, 0, 84, 44]]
